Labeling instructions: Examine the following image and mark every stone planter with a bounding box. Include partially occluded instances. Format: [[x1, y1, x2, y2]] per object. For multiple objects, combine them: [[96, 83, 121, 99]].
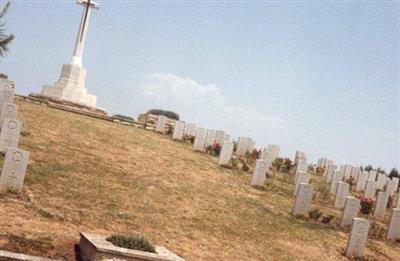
[[79, 232, 185, 261]]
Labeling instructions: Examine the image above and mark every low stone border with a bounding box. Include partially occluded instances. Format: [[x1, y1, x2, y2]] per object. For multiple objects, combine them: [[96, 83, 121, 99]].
[[0, 250, 61, 261], [79, 232, 185, 261]]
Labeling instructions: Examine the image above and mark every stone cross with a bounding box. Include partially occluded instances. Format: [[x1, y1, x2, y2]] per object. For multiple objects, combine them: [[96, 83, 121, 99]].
[[346, 218, 370, 258], [250, 159, 267, 186], [218, 142, 234, 167], [70, 0, 100, 67], [334, 181, 350, 209], [341, 196, 361, 227], [373, 191, 389, 219], [0, 118, 22, 152], [172, 121, 185, 140], [0, 148, 30, 192], [292, 183, 313, 216], [387, 208, 400, 240], [193, 128, 207, 152]]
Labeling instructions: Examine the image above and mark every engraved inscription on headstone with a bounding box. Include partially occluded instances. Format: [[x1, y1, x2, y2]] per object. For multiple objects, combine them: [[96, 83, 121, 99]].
[[250, 159, 267, 186], [218, 142, 234, 167], [387, 208, 400, 240], [341, 196, 361, 227], [0, 118, 22, 152], [172, 121, 185, 140], [0, 102, 18, 129], [373, 191, 389, 219], [346, 218, 370, 258], [0, 148, 30, 192], [334, 181, 350, 209], [155, 115, 168, 133], [193, 128, 207, 152], [292, 183, 313, 216]]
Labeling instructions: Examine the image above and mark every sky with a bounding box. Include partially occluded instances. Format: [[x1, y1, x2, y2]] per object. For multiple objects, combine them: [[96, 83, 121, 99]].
[[1, 0, 399, 170]]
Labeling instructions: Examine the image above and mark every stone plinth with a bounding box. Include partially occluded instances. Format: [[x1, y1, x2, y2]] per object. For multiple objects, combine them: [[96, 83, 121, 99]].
[[79, 232, 185, 261], [41, 64, 97, 108]]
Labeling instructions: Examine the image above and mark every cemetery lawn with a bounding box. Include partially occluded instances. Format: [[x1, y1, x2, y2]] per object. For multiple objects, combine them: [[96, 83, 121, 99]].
[[0, 98, 399, 260]]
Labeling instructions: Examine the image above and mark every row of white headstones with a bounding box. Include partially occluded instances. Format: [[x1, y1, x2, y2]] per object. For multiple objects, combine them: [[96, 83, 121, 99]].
[[0, 81, 30, 193], [292, 152, 400, 258], [156, 115, 400, 259]]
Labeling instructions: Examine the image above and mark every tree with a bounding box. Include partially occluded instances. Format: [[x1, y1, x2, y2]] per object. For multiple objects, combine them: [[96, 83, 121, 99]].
[[389, 168, 399, 178], [0, 1, 14, 57], [147, 109, 179, 120], [364, 165, 373, 172]]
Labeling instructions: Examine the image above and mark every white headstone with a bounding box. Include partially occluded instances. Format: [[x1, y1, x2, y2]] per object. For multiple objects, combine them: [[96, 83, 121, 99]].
[[223, 134, 231, 143], [368, 170, 377, 181], [373, 191, 389, 219], [0, 89, 14, 107], [184, 122, 197, 137], [204, 129, 216, 148], [350, 167, 360, 181], [343, 164, 353, 180], [0, 147, 30, 192], [292, 183, 313, 216], [251, 159, 267, 186], [294, 150, 306, 165], [376, 173, 388, 191], [214, 130, 225, 145], [334, 181, 350, 209], [172, 121, 185, 140], [218, 142, 234, 167], [364, 179, 377, 199], [236, 137, 252, 156], [355, 171, 368, 192], [0, 102, 18, 129], [193, 128, 207, 152], [341, 196, 361, 227], [397, 194, 400, 209], [345, 218, 370, 258], [155, 115, 168, 133], [330, 170, 344, 195], [325, 164, 337, 184], [0, 118, 22, 153], [387, 177, 399, 196], [261, 145, 280, 173], [387, 208, 400, 240], [294, 171, 310, 196]]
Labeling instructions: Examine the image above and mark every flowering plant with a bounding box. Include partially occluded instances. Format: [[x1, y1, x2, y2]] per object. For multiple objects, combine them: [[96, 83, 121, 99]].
[[355, 195, 375, 215]]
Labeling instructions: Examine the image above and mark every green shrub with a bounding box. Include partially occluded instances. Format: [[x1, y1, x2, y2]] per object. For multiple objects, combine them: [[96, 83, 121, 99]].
[[308, 208, 322, 221], [106, 234, 156, 253], [147, 109, 179, 120]]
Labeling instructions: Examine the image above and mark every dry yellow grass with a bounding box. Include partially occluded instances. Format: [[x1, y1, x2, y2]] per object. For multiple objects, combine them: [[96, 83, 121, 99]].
[[0, 98, 398, 260]]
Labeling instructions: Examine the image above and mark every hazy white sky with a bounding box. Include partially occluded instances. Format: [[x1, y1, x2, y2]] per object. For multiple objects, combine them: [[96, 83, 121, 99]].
[[2, 1, 399, 170]]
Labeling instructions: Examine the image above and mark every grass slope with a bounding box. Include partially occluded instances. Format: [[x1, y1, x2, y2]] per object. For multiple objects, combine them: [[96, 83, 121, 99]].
[[0, 99, 398, 260]]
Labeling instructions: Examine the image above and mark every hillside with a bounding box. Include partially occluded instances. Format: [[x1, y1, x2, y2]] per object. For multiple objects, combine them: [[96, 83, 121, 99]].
[[0, 98, 398, 260]]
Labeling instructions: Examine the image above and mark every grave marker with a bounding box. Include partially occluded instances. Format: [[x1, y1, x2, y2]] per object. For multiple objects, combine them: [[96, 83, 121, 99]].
[[373, 191, 389, 219], [193, 128, 207, 152], [330, 170, 344, 194], [155, 115, 167, 133], [0, 147, 30, 192], [387, 208, 400, 240], [341, 196, 361, 227], [251, 159, 267, 186], [294, 171, 310, 196], [0, 118, 22, 152], [0, 102, 18, 129], [218, 142, 234, 167], [364, 179, 377, 199], [172, 121, 185, 140], [345, 218, 370, 258], [355, 171, 368, 192], [292, 183, 313, 216], [334, 181, 350, 209]]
